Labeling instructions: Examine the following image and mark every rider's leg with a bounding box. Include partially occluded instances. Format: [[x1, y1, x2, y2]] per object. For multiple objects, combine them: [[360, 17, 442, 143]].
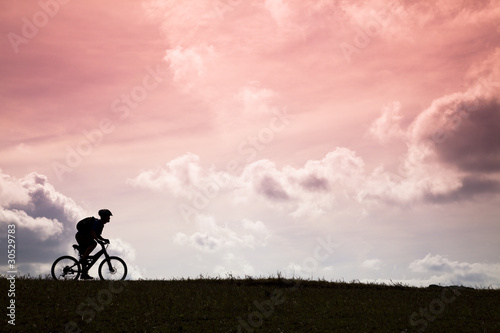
[[76, 233, 96, 261], [81, 242, 97, 261], [80, 243, 96, 279], [76, 235, 97, 278]]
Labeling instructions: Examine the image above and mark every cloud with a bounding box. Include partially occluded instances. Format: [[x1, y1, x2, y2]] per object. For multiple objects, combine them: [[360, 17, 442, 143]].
[[16, 143, 32, 154], [0, 170, 84, 238], [132, 126, 498, 220], [369, 101, 405, 143], [407, 91, 500, 173], [362, 259, 383, 270], [127, 152, 232, 200], [300, 174, 330, 192], [361, 50, 500, 205], [433, 100, 500, 173], [242, 219, 269, 234], [107, 237, 144, 279], [423, 176, 500, 203], [256, 175, 290, 201], [0, 169, 142, 277], [0, 207, 63, 242], [0, 170, 31, 205], [236, 84, 276, 118], [131, 147, 365, 218], [396, 57, 500, 202], [164, 44, 217, 92], [409, 253, 500, 287], [0, 170, 86, 271], [174, 215, 270, 252], [235, 147, 366, 217], [407, 47, 500, 158], [128, 153, 203, 196], [213, 253, 256, 277]]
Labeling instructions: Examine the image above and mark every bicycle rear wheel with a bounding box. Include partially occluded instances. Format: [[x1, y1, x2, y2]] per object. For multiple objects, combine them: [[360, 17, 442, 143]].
[[98, 256, 127, 280], [51, 256, 81, 280]]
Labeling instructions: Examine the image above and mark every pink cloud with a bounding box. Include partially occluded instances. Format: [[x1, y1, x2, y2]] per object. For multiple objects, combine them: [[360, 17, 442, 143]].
[[164, 44, 217, 92], [369, 101, 405, 143]]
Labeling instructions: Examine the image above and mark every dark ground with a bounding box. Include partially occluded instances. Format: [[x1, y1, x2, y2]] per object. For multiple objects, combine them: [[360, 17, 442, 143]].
[[1, 276, 499, 332]]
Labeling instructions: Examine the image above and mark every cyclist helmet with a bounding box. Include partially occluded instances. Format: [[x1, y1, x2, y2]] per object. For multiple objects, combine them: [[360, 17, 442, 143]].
[[98, 209, 113, 217]]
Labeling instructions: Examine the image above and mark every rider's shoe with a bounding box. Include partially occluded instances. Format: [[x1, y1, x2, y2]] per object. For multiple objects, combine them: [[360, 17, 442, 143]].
[[79, 260, 93, 280], [79, 260, 87, 272]]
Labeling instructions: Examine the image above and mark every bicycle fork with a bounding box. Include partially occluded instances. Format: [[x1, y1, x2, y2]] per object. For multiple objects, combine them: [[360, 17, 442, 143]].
[[103, 253, 115, 272]]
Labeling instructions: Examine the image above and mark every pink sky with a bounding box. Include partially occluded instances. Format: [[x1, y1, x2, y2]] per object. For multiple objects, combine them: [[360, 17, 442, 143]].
[[1, 0, 500, 286]]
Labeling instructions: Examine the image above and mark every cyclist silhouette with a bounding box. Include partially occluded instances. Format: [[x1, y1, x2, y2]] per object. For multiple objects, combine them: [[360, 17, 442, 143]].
[[75, 209, 112, 279]]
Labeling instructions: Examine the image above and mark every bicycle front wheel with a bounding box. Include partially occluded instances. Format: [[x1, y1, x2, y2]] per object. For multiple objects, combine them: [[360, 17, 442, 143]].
[[51, 256, 81, 280], [98, 256, 127, 280]]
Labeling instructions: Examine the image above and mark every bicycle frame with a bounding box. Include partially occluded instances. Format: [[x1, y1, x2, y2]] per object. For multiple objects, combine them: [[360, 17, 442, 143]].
[[81, 242, 113, 272]]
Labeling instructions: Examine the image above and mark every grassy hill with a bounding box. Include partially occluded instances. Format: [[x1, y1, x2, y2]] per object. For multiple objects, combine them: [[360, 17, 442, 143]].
[[1, 276, 499, 332]]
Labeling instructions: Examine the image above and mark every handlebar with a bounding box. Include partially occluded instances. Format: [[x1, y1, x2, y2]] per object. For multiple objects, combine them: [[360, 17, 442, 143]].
[[98, 240, 110, 248]]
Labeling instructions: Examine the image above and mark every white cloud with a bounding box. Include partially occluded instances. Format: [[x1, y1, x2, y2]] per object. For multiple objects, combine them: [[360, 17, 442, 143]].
[[409, 253, 500, 287], [236, 84, 276, 118], [369, 101, 405, 143], [233, 147, 366, 217], [362, 259, 383, 270], [242, 219, 269, 235], [108, 238, 144, 279], [213, 253, 256, 277], [0, 169, 143, 277], [131, 109, 498, 219], [128, 152, 232, 200], [16, 143, 32, 154], [0, 170, 30, 205], [0, 170, 85, 235], [0, 170, 86, 271], [128, 153, 202, 196], [0, 207, 63, 241], [174, 215, 270, 252]]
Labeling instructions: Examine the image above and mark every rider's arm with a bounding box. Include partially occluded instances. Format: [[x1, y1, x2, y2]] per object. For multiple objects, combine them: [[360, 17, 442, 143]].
[[91, 230, 109, 243]]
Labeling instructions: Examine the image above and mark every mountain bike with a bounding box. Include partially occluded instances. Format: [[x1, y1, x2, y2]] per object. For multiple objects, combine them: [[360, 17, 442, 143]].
[[51, 241, 127, 281]]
